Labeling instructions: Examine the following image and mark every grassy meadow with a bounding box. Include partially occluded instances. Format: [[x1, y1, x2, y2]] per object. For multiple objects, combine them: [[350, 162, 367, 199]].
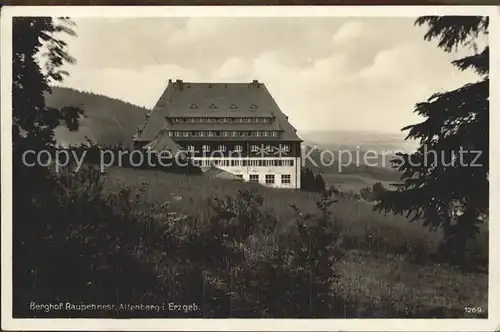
[[102, 166, 489, 317]]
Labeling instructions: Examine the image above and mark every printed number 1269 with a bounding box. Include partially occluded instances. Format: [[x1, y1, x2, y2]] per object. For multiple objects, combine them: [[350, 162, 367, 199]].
[[464, 307, 483, 314]]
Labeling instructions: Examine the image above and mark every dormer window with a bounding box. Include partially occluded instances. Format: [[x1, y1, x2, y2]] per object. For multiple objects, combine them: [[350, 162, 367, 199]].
[[250, 104, 258, 109], [209, 104, 218, 109], [190, 104, 198, 109], [230, 104, 238, 109]]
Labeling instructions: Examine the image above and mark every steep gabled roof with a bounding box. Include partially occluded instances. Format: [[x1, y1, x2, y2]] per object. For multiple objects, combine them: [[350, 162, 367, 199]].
[[134, 80, 301, 142], [142, 129, 182, 155], [202, 166, 244, 181]]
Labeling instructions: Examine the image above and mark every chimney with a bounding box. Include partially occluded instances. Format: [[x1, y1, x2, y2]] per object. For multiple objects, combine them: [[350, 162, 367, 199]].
[[168, 79, 172, 84], [252, 79, 260, 88], [176, 79, 183, 91]]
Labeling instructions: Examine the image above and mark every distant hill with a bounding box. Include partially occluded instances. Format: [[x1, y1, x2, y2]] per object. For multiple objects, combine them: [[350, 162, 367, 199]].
[[302, 144, 401, 183], [45, 87, 148, 148], [299, 130, 418, 154]]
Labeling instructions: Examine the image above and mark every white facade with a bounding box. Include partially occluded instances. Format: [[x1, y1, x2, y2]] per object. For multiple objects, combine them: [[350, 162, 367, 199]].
[[194, 157, 301, 189]]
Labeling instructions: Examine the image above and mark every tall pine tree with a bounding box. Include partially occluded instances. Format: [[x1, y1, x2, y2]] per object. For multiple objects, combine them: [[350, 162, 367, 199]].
[[12, 17, 82, 314], [375, 17, 489, 262]]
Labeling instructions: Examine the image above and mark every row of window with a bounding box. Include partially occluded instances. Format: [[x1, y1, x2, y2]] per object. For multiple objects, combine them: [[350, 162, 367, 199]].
[[185, 144, 290, 153], [188, 103, 258, 110], [197, 159, 295, 167], [169, 131, 279, 138], [170, 117, 272, 124], [248, 174, 291, 185]]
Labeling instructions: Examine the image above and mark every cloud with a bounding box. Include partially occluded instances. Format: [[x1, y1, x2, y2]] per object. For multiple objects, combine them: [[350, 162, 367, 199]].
[[212, 57, 252, 81], [170, 18, 224, 44], [332, 21, 365, 45], [57, 17, 485, 133], [62, 64, 200, 108]]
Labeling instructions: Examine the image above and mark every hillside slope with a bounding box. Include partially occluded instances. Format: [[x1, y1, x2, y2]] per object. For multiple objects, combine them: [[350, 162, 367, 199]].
[[45, 87, 148, 147]]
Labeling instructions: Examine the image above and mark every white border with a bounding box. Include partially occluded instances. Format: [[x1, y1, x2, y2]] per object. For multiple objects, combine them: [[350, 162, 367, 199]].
[[1, 5, 499, 331]]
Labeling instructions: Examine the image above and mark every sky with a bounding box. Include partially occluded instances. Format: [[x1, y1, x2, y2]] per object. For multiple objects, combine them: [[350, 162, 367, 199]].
[[57, 17, 484, 134]]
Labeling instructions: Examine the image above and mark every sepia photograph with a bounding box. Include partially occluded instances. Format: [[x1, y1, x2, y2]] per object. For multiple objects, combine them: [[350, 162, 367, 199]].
[[1, 5, 499, 331]]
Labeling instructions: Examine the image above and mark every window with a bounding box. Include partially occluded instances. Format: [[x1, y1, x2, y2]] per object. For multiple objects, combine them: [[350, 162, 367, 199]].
[[167, 131, 173, 137], [190, 104, 198, 109], [281, 174, 291, 184], [250, 145, 259, 152], [223, 131, 229, 137], [282, 144, 290, 152], [256, 131, 261, 137], [265, 174, 275, 185], [263, 131, 269, 137], [234, 144, 243, 152], [236, 174, 243, 179], [183, 131, 189, 137], [218, 144, 227, 152], [232, 131, 238, 137], [250, 104, 258, 109], [199, 131, 205, 137], [271, 131, 278, 137], [174, 132, 180, 137], [249, 174, 259, 183], [187, 145, 195, 152], [202, 145, 210, 152], [207, 131, 214, 137], [230, 104, 238, 109], [209, 103, 218, 109]]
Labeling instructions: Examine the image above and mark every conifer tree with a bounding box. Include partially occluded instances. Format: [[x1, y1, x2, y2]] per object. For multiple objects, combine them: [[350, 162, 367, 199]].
[[12, 17, 82, 313], [375, 16, 489, 261]]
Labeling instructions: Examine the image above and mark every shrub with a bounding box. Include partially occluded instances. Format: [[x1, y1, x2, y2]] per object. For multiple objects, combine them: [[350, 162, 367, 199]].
[[14, 162, 350, 318]]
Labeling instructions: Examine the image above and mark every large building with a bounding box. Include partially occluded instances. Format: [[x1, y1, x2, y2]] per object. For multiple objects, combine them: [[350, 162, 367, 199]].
[[133, 79, 302, 189]]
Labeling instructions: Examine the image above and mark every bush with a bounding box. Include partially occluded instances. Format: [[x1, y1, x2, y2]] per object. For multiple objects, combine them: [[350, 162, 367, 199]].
[[14, 162, 350, 318]]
